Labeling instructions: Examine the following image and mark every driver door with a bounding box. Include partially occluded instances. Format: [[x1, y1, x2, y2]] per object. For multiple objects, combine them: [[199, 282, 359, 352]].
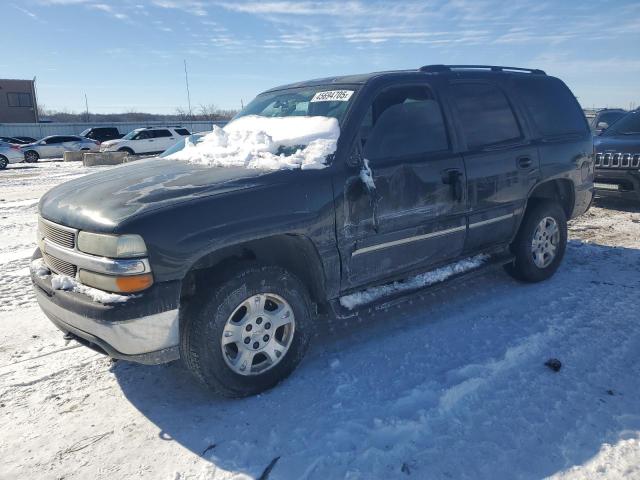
[[338, 84, 468, 289], [40, 137, 65, 158]]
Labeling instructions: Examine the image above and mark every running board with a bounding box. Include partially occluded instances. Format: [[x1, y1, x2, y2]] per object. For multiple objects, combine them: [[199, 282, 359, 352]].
[[329, 252, 515, 319]]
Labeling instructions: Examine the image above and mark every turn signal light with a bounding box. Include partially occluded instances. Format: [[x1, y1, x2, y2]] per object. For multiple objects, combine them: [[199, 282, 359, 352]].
[[116, 274, 154, 293]]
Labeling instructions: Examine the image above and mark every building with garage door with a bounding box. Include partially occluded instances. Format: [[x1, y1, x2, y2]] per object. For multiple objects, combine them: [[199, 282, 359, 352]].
[[0, 79, 38, 123]]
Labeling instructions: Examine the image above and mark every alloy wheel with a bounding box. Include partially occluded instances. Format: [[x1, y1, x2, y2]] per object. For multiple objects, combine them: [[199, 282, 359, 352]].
[[221, 293, 295, 376]]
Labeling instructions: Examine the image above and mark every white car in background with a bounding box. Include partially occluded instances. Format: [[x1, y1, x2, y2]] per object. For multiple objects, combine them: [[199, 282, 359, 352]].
[[0, 141, 25, 169], [21, 135, 99, 163], [100, 127, 191, 155]]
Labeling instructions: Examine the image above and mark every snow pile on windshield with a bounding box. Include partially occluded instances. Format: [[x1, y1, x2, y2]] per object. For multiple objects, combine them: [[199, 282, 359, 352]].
[[165, 115, 339, 170]]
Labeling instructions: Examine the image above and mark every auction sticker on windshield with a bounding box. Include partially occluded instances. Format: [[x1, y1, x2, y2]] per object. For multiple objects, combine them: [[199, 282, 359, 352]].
[[310, 90, 354, 102]]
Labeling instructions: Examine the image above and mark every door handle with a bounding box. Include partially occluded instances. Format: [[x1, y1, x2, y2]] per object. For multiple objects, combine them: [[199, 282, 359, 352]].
[[441, 168, 464, 202], [517, 156, 533, 169]]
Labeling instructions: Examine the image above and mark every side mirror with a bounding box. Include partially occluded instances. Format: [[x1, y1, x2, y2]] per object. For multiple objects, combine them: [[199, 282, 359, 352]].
[[597, 121, 609, 131]]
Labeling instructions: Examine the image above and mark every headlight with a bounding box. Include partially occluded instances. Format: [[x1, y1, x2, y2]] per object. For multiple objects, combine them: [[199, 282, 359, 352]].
[[77, 232, 147, 258]]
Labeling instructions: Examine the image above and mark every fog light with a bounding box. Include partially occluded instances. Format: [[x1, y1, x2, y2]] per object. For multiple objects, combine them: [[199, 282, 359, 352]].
[[79, 270, 153, 293]]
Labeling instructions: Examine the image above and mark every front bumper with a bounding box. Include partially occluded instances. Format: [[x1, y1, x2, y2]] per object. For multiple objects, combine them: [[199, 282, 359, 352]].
[[31, 249, 181, 364], [594, 169, 640, 202]]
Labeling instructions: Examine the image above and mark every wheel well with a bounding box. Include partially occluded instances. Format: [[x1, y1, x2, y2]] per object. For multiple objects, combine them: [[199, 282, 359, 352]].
[[118, 147, 134, 154], [25, 150, 38, 156], [180, 234, 328, 312], [528, 179, 574, 218]]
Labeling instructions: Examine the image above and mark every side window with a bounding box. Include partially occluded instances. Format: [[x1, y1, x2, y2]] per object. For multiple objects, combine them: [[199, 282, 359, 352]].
[[512, 77, 588, 137], [153, 130, 172, 138], [45, 137, 63, 144], [174, 128, 190, 136], [450, 83, 521, 149], [361, 86, 449, 162], [135, 131, 152, 140]]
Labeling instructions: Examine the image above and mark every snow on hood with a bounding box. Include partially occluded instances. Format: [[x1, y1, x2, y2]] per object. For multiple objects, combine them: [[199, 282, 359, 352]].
[[165, 115, 340, 170]]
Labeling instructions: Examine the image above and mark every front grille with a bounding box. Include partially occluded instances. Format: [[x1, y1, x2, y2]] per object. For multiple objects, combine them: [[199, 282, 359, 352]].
[[43, 252, 77, 277], [39, 218, 76, 249], [595, 152, 640, 170]]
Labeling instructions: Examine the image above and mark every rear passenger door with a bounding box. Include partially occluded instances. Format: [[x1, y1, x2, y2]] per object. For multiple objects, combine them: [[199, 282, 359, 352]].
[[339, 83, 468, 288], [152, 129, 176, 152], [447, 81, 539, 253]]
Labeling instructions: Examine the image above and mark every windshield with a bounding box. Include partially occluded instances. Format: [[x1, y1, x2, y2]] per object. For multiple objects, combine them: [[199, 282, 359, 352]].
[[602, 111, 640, 136], [233, 86, 357, 124], [122, 129, 141, 140], [79, 128, 91, 136]]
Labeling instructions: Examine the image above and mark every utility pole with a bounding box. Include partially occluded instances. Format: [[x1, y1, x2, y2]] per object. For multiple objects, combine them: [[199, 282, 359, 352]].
[[84, 93, 90, 122], [184, 59, 193, 119]]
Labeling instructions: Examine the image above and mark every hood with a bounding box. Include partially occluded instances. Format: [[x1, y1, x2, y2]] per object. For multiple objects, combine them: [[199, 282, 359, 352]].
[[594, 134, 640, 154], [101, 139, 121, 147], [39, 158, 276, 231]]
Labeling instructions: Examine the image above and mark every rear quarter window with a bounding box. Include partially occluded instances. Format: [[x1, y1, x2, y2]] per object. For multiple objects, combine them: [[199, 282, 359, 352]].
[[174, 128, 190, 136], [512, 76, 588, 137]]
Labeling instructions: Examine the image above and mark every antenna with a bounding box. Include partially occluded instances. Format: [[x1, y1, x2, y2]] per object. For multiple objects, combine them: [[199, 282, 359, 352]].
[[184, 59, 193, 119]]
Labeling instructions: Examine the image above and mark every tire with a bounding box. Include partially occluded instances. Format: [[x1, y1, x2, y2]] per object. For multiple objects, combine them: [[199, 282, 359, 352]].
[[0, 156, 8, 170], [505, 200, 567, 282], [118, 147, 134, 155], [24, 150, 39, 163], [181, 264, 313, 397]]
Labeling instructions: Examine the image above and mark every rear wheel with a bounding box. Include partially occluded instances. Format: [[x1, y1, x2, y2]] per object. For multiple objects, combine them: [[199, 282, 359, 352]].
[[181, 265, 313, 397], [0, 156, 8, 170], [505, 201, 567, 282], [24, 150, 39, 163], [118, 147, 134, 155]]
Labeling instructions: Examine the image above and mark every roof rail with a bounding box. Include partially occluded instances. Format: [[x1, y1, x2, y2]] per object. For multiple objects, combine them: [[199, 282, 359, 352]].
[[420, 64, 546, 75]]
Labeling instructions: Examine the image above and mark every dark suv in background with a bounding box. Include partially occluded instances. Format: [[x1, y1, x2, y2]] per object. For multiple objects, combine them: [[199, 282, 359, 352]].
[[31, 65, 593, 397], [594, 110, 640, 201], [80, 127, 123, 143]]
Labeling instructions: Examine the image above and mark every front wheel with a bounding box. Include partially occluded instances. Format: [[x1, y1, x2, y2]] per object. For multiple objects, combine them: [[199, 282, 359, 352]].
[[181, 265, 313, 397], [505, 201, 567, 282], [24, 150, 39, 163], [118, 147, 134, 156], [0, 156, 8, 170]]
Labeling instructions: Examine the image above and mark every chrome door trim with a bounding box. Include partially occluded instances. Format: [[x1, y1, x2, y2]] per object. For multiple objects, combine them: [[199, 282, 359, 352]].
[[468, 212, 514, 229], [352, 225, 466, 257]]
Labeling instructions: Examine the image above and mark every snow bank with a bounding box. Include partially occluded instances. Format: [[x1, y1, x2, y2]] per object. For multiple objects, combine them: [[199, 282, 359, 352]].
[[165, 115, 339, 170], [30, 258, 132, 304], [339, 254, 489, 310]]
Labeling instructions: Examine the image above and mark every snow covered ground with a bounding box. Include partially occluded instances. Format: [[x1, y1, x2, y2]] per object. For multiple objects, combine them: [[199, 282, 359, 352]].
[[1, 160, 639, 479]]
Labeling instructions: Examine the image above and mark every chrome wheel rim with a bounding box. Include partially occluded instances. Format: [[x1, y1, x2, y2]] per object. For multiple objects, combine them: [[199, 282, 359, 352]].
[[221, 293, 295, 376], [531, 216, 560, 268]]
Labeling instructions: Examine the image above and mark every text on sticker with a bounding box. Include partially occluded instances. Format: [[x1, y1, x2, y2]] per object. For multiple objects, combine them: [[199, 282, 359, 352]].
[[310, 90, 354, 102]]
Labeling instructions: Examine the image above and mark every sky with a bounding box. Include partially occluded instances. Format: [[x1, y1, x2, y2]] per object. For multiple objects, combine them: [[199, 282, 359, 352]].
[[4, 0, 639, 114]]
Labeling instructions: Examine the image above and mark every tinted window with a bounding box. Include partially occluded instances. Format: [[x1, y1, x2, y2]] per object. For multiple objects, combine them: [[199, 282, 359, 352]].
[[603, 110, 640, 136], [45, 137, 64, 144], [450, 83, 521, 149], [174, 128, 190, 136], [7, 92, 33, 107], [134, 131, 153, 140], [153, 130, 172, 138], [512, 77, 587, 137], [597, 111, 625, 127], [362, 86, 449, 161]]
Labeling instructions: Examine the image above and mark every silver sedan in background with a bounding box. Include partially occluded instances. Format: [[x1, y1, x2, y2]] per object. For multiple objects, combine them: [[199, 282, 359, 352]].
[[21, 135, 99, 163], [0, 141, 25, 170]]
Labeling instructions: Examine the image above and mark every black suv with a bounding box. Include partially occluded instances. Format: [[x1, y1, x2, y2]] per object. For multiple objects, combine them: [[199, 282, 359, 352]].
[[79, 127, 123, 143], [593, 110, 640, 201], [31, 65, 593, 397]]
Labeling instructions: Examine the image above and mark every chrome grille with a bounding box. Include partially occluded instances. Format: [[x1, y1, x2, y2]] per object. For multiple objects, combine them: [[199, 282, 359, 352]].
[[595, 152, 640, 170], [43, 252, 77, 277], [39, 218, 76, 249]]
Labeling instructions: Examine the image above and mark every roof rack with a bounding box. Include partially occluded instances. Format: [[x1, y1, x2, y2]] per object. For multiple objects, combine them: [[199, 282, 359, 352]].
[[419, 64, 546, 75]]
